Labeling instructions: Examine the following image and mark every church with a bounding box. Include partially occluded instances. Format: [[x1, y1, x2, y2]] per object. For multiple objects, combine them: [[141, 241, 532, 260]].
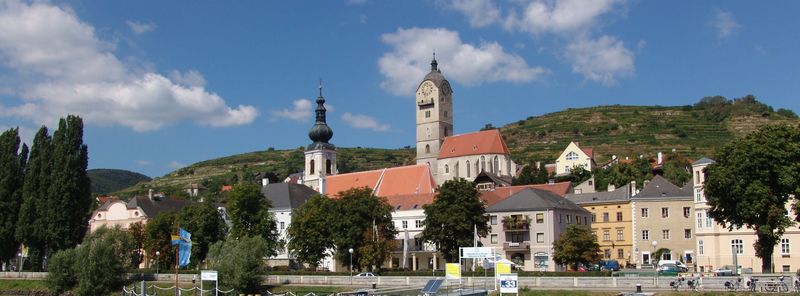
[[300, 55, 517, 195]]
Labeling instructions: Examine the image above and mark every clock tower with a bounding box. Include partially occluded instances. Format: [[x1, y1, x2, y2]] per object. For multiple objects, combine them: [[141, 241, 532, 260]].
[[415, 54, 453, 179]]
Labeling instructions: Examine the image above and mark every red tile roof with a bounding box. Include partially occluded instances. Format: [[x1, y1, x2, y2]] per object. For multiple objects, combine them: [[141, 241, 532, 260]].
[[324, 164, 436, 198], [438, 129, 510, 159], [581, 147, 594, 159], [220, 185, 233, 192], [479, 182, 573, 207], [384, 193, 436, 211]]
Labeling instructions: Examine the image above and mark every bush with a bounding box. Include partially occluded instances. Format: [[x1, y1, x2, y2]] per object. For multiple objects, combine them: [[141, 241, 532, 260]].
[[207, 236, 269, 294], [46, 248, 77, 295]]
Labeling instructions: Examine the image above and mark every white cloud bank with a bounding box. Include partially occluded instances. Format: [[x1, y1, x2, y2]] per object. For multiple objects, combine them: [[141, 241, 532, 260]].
[[126, 20, 157, 35], [269, 99, 313, 122], [341, 112, 390, 132], [0, 1, 258, 132], [379, 27, 547, 96], [565, 36, 634, 86]]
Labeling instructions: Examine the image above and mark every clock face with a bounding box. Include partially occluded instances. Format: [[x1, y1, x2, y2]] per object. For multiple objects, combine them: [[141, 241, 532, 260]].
[[441, 82, 452, 96], [420, 82, 434, 97]]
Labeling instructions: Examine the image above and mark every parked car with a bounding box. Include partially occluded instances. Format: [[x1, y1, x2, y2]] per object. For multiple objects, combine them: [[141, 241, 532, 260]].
[[658, 263, 681, 276], [714, 265, 739, 276], [354, 272, 376, 277], [602, 260, 621, 271], [658, 260, 688, 272]]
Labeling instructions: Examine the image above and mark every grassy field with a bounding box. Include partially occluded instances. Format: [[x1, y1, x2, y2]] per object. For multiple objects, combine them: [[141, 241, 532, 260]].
[[0, 279, 48, 291]]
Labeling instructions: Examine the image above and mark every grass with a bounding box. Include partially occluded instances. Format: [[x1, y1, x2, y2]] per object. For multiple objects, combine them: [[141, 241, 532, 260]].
[[267, 285, 351, 294], [0, 279, 48, 291]]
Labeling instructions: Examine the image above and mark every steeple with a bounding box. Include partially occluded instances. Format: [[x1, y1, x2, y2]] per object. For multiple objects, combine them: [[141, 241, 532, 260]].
[[430, 51, 438, 72], [307, 80, 334, 150]]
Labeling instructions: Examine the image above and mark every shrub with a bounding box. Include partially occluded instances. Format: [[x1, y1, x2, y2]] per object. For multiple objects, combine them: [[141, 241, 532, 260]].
[[46, 248, 77, 295], [207, 236, 269, 294]]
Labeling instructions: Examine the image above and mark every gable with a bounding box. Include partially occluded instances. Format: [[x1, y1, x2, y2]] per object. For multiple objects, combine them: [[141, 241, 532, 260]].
[[558, 142, 591, 161]]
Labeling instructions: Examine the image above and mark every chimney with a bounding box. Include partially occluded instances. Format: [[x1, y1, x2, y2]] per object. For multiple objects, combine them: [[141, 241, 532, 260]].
[[319, 176, 326, 194], [644, 180, 650, 188], [535, 161, 541, 168], [630, 181, 636, 197], [608, 184, 616, 192], [148, 189, 154, 201], [657, 152, 663, 165], [262, 178, 269, 187]]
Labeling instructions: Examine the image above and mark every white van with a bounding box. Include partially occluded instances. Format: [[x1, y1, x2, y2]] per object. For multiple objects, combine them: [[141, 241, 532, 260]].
[[658, 260, 688, 272]]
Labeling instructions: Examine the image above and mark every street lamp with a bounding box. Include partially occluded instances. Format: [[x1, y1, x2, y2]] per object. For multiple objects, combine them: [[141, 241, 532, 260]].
[[652, 240, 658, 284], [17, 252, 22, 274], [651, 240, 658, 267], [155, 251, 160, 275], [348, 248, 354, 285]]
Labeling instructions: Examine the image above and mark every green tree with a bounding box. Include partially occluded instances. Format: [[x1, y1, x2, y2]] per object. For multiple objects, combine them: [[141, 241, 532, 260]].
[[661, 154, 691, 187], [653, 248, 671, 263], [331, 187, 396, 271], [552, 225, 601, 271], [207, 236, 269, 294], [357, 226, 394, 271], [287, 194, 335, 268], [176, 203, 226, 266], [705, 124, 800, 273], [227, 183, 280, 256], [512, 163, 549, 185], [0, 128, 27, 266], [47, 115, 92, 253], [421, 179, 489, 262], [15, 127, 51, 271], [144, 212, 177, 271], [128, 221, 146, 268], [46, 248, 77, 295]]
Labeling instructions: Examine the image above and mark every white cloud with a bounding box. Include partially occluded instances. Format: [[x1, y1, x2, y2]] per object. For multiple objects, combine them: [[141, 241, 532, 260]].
[[341, 112, 390, 132], [135, 160, 152, 166], [711, 10, 740, 39], [447, 0, 501, 28], [0, 1, 258, 132], [564, 35, 634, 86], [378, 27, 547, 95], [503, 0, 622, 36], [169, 69, 206, 88], [0, 125, 35, 146], [126, 20, 157, 35], [168, 161, 186, 169], [269, 99, 313, 122]]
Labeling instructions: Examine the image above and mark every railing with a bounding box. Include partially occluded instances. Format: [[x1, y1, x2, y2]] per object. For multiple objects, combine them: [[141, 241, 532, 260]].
[[502, 220, 530, 231], [503, 241, 530, 251]]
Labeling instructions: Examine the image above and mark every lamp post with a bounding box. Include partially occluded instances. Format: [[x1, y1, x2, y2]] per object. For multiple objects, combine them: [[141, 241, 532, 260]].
[[17, 252, 22, 275], [652, 240, 658, 284], [348, 248, 354, 285], [155, 251, 160, 275]]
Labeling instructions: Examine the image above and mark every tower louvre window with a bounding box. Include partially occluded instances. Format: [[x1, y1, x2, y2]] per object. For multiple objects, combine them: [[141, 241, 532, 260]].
[[326, 159, 332, 174], [309, 159, 315, 175]]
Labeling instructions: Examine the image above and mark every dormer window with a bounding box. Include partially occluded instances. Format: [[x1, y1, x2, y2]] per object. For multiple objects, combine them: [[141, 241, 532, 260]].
[[134, 211, 139, 217], [566, 151, 579, 161]]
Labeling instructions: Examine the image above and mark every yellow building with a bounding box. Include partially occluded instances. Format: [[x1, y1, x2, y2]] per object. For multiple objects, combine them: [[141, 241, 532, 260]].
[[567, 183, 635, 267]]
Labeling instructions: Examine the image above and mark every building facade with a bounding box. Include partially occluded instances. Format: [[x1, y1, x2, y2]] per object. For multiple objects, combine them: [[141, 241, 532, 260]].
[[415, 56, 453, 179], [567, 184, 635, 267], [435, 129, 517, 185], [555, 142, 595, 176]]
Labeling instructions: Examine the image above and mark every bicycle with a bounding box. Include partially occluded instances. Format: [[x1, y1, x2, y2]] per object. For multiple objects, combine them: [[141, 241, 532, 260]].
[[724, 277, 742, 291], [746, 278, 758, 292], [670, 277, 685, 291]]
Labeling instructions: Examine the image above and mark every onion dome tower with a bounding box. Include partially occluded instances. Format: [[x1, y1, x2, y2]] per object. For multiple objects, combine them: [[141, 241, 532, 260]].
[[303, 81, 337, 193]]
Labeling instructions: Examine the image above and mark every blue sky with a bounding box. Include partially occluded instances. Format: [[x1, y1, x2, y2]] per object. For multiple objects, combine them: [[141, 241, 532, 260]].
[[0, 0, 798, 177]]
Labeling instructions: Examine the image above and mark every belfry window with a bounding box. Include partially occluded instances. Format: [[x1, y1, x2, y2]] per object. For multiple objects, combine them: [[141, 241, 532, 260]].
[[326, 159, 332, 174], [309, 160, 315, 175], [425, 144, 430, 154]]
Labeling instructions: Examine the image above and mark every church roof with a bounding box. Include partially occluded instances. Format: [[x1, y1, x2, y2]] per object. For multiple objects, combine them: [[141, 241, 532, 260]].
[[422, 55, 448, 88], [437, 129, 510, 159], [324, 164, 436, 198], [261, 182, 319, 211]]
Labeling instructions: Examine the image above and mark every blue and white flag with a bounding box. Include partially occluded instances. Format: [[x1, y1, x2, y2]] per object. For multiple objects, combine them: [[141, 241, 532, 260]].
[[171, 227, 192, 267]]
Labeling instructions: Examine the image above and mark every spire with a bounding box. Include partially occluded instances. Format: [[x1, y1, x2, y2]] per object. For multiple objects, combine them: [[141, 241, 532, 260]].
[[430, 51, 438, 71], [308, 80, 334, 150]]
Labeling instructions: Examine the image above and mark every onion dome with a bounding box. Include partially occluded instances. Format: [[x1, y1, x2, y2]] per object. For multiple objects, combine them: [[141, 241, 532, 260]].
[[307, 82, 335, 150]]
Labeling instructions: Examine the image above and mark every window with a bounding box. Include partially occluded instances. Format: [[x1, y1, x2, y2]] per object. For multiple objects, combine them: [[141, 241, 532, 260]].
[[699, 240, 704, 255], [480, 156, 486, 172], [706, 214, 712, 228], [591, 214, 596, 222], [661, 207, 669, 218], [603, 230, 610, 241], [280, 222, 285, 230], [425, 144, 430, 154], [576, 216, 582, 225], [783, 265, 791, 272], [683, 207, 691, 218], [662, 229, 670, 240], [781, 238, 790, 255], [490, 215, 497, 225], [494, 157, 499, 174], [416, 220, 423, 228], [695, 171, 700, 184], [695, 188, 702, 202], [697, 212, 703, 229], [510, 233, 523, 243], [616, 212, 623, 221], [641, 208, 649, 218], [684, 229, 691, 239], [618, 249, 625, 259], [565, 166, 571, 173], [536, 213, 544, 224], [604, 249, 611, 259], [309, 159, 315, 175], [491, 234, 498, 244], [466, 160, 471, 177], [559, 214, 563, 223], [731, 239, 743, 254], [326, 159, 332, 174], [402, 220, 408, 229], [537, 233, 545, 243], [425, 110, 431, 118], [566, 215, 572, 224], [642, 230, 649, 240], [616, 229, 624, 241], [566, 151, 579, 160], [602, 213, 609, 222], [445, 164, 449, 174]]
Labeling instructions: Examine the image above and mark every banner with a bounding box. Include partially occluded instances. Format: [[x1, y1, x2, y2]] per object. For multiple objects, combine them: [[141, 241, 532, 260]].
[[171, 227, 192, 267], [499, 274, 518, 294], [495, 262, 511, 279], [461, 247, 493, 259], [445, 263, 461, 280]]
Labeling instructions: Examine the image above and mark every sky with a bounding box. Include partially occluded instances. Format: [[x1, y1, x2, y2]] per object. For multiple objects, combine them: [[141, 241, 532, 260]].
[[0, 0, 798, 178]]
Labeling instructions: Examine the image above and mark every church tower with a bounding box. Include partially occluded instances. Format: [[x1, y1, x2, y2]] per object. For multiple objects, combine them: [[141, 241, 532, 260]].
[[415, 54, 453, 178], [304, 82, 337, 193]]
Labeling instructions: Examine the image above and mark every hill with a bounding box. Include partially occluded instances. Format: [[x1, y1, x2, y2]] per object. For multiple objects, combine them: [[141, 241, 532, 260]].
[[114, 95, 798, 197], [88, 169, 152, 195]]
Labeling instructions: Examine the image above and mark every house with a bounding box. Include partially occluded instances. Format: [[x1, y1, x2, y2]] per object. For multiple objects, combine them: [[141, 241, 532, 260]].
[[383, 193, 439, 271], [481, 188, 592, 271], [554, 142, 596, 175], [630, 175, 695, 268], [183, 183, 206, 197], [567, 183, 635, 267], [261, 182, 319, 268], [692, 157, 800, 273], [89, 191, 193, 232]]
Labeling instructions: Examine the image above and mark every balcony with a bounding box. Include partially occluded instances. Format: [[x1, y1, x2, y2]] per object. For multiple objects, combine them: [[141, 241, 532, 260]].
[[503, 241, 530, 251], [502, 216, 531, 231]]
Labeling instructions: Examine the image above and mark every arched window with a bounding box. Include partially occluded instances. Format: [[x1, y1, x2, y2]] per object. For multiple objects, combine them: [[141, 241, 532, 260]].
[[480, 156, 486, 172], [425, 144, 430, 154], [427, 128, 431, 139], [309, 159, 315, 175], [475, 160, 479, 175], [494, 156, 499, 174], [454, 162, 459, 178], [445, 164, 449, 174], [325, 159, 332, 174], [466, 160, 471, 178], [566, 151, 579, 161]]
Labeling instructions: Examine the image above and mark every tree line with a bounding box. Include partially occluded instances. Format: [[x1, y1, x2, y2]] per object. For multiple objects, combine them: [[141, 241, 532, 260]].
[[0, 115, 91, 272]]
